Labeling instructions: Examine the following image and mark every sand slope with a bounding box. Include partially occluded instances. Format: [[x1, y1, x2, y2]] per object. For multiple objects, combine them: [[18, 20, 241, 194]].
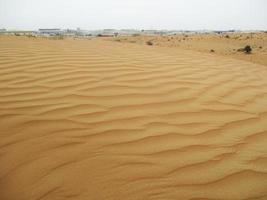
[[113, 32, 267, 66], [0, 36, 267, 200]]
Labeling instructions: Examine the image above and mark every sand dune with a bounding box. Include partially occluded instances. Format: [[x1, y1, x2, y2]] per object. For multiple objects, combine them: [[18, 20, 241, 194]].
[[113, 32, 267, 66], [0, 36, 267, 200]]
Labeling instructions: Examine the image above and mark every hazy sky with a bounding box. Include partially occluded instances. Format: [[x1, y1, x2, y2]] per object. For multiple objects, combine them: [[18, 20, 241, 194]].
[[0, 0, 266, 30]]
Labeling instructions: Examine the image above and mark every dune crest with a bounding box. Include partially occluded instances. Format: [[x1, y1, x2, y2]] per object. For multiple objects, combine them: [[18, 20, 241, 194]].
[[0, 36, 267, 200]]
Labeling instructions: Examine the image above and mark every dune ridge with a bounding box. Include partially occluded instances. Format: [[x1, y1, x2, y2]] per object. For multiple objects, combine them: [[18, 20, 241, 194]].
[[0, 36, 267, 200]]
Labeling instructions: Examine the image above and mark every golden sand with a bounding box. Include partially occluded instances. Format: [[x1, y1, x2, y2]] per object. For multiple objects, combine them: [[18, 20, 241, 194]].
[[113, 32, 267, 66], [0, 36, 267, 200]]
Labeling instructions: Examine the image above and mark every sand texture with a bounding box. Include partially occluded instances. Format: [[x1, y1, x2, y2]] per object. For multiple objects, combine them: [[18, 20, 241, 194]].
[[113, 32, 267, 66], [1, 36, 267, 200]]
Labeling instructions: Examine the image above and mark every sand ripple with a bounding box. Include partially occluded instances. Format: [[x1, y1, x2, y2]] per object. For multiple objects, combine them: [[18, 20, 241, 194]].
[[0, 36, 267, 200]]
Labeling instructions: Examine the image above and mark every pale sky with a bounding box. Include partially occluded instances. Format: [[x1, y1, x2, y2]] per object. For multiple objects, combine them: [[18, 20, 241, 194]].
[[0, 0, 266, 30]]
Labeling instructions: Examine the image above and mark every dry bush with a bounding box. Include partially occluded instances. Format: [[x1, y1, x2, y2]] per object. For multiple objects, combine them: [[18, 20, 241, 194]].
[[244, 45, 252, 54], [237, 45, 252, 54], [146, 41, 153, 46]]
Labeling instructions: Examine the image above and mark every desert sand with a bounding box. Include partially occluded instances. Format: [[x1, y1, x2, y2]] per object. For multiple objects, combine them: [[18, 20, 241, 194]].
[[1, 35, 267, 200], [113, 32, 267, 66]]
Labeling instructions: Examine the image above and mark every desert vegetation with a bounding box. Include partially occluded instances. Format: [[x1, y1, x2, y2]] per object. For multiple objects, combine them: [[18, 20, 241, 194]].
[[244, 45, 252, 53], [146, 41, 153, 45], [237, 45, 252, 54], [111, 32, 266, 66]]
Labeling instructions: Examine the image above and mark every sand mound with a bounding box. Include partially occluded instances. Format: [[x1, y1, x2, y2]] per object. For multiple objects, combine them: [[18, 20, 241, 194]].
[[0, 36, 267, 200], [113, 32, 267, 66]]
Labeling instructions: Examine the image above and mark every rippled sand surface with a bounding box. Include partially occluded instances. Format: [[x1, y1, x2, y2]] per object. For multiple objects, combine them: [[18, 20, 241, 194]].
[[1, 36, 267, 200]]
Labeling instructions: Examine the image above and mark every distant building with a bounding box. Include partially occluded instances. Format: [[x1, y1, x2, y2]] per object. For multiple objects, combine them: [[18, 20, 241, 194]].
[[65, 29, 77, 35], [38, 29, 63, 35], [0, 28, 6, 32]]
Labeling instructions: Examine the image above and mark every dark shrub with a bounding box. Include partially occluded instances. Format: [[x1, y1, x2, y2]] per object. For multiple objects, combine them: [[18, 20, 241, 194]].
[[225, 35, 230, 39], [146, 41, 153, 46], [244, 45, 252, 54], [210, 49, 215, 53], [237, 45, 252, 54]]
